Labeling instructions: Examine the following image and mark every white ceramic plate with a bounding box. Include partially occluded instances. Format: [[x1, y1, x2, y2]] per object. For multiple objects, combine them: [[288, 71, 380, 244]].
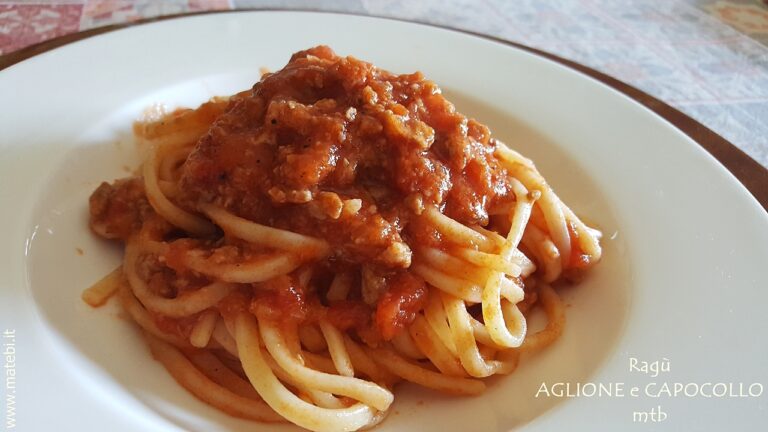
[[1, 11, 766, 432]]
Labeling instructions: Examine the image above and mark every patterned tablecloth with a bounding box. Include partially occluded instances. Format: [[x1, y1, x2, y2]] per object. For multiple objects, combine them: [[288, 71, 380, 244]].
[[2, 0, 767, 168]]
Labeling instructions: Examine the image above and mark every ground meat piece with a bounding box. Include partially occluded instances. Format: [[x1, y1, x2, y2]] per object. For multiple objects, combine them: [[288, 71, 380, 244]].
[[89, 177, 152, 241], [375, 272, 428, 340]]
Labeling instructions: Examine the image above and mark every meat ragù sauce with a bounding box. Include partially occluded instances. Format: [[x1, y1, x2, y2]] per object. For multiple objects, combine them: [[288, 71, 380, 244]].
[[180, 46, 514, 267], [90, 46, 519, 341]]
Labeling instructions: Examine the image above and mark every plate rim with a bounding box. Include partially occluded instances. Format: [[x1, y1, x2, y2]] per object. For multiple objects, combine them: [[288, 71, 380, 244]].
[[1, 8, 766, 212]]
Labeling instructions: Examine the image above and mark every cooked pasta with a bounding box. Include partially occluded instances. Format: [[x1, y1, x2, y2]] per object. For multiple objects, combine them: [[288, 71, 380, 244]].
[[83, 46, 601, 431]]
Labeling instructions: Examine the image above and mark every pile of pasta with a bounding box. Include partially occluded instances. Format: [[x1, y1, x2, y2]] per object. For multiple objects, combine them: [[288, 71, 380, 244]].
[[84, 94, 601, 432]]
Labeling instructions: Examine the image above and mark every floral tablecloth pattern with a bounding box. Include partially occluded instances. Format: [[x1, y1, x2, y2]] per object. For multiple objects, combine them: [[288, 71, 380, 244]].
[[2, 0, 767, 167]]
